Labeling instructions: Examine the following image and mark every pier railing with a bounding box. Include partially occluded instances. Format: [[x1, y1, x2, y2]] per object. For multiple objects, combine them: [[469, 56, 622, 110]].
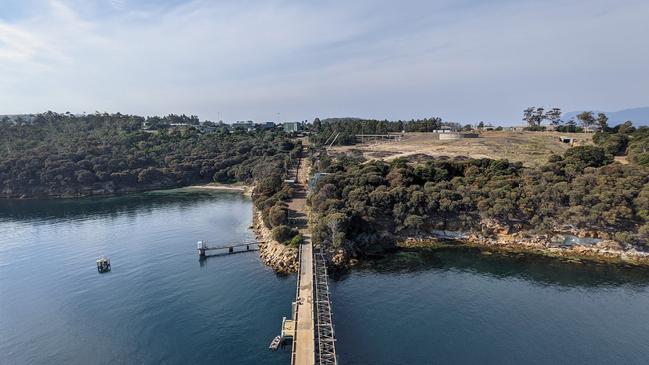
[[313, 247, 337, 365], [197, 241, 260, 257], [290, 240, 303, 364]]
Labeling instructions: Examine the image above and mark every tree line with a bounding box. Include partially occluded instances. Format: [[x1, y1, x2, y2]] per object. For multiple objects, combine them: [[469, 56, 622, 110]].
[[522, 107, 615, 132], [309, 117, 458, 146], [0, 112, 300, 198]]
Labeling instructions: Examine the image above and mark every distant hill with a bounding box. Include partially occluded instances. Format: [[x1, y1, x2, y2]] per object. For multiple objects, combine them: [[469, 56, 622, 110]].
[[563, 107, 649, 126]]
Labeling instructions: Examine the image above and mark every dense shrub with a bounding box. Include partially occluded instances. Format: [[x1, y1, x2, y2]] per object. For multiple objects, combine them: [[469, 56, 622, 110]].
[[562, 146, 613, 170], [271, 225, 298, 243], [309, 149, 649, 256], [267, 205, 288, 228], [0, 112, 300, 198], [592, 124, 649, 166], [286, 234, 304, 248]]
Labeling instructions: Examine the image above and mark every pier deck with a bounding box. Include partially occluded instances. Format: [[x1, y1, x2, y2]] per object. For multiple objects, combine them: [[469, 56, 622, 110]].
[[293, 238, 315, 365], [287, 152, 337, 365]]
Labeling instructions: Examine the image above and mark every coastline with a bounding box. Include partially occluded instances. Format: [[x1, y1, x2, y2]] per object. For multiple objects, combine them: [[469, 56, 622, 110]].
[[0, 181, 254, 200], [184, 183, 253, 196], [252, 206, 298, 273], [7, 179, 646, 270], [190, 182, 299, 272], [312, 213, 649, 269], [396, 233, 649, 266]]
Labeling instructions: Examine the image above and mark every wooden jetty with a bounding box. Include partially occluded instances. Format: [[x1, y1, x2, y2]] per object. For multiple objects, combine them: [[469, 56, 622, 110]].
[[196, 240, 260, 257]]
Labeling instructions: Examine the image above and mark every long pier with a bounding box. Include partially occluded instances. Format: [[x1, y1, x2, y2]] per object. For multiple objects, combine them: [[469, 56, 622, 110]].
[[291, 237, 315, 364], [283, 153, 337, 365], [283, 236, 337, 365]]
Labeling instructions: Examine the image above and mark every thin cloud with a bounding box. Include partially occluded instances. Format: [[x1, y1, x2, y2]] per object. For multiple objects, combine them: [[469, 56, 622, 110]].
[[0, 0, 647, 123]]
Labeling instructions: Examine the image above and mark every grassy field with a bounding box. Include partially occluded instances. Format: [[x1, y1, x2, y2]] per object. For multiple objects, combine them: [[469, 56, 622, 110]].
[[330, 131, 594, 167]]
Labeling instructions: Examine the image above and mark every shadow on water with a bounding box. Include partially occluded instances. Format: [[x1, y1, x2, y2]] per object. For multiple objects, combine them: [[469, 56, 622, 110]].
[[0, 189, 245, 222], [197, 249, 258, 267], [334, 247, 649, 289]]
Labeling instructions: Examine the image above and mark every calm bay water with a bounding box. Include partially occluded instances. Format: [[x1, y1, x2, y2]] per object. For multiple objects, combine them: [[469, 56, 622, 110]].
[[0, 190, 294, 365], [332, 250, 649, 365], [2, 191, 649, 364]]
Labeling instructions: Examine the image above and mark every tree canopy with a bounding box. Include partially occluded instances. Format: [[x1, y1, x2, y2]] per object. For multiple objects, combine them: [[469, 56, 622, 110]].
[[309, 148, 649, 258], [0, 112, 299, 198]]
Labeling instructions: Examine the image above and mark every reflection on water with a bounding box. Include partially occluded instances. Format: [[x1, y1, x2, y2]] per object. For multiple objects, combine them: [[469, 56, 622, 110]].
[[332, 249, 649, 365], [0, 189, 239, 223], [0, 190, 293, 365], [342, 247, 649, 288]]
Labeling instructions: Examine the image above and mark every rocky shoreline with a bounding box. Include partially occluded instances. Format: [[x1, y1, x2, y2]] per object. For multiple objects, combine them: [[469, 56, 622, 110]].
[[398, 229, 649, 266], [252, 207, 298, 273]]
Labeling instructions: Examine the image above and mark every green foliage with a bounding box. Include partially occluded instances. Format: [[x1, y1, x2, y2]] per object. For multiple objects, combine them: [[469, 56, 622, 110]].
[[0, 112, 297, 198], [309, 150, 649, 255], [627, 128, 649, 167], [522, 107, 546, 127], [592, 132, 629, 156], [267, 205, 288, 228], [308, 117, 454, 146], [524, 125, 546, 131], [522, 106, 561, 129], [562, 146, 613, 170], [596, 112, 609, 130], [556, 124, 583, 133], [286, 234, 304, 248], [639, 224, 649, 240], [617, 121, 636, 135], [591, 122, 649, 166], [576, 111, 596, 129], [271, 225, 299, 244]]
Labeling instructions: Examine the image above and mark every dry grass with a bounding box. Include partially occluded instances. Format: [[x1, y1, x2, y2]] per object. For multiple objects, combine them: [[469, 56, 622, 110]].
[[330, 131, 594, 167]]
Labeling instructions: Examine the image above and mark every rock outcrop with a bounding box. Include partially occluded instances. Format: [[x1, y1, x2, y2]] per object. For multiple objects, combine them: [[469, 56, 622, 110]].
[[253, 208, 298, 273], [388, 218, 649, 266]]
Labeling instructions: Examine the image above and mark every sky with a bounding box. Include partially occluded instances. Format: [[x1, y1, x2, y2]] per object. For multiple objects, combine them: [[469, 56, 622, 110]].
[[0, 0, 648, 124]]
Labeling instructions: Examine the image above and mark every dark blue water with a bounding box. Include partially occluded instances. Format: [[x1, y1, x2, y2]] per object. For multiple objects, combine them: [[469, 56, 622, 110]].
[[0, 190, 294, 365], [332, 250, 649, 365], [2, 192, 649, 365]]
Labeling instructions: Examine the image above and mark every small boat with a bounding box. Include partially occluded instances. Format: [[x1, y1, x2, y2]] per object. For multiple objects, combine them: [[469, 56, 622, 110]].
[[269, 335, 282, 351], [96, 257, 111, 273]]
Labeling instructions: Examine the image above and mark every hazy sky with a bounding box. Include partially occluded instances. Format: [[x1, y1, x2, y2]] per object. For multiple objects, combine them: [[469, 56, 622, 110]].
[[1, 0, 648, 123]]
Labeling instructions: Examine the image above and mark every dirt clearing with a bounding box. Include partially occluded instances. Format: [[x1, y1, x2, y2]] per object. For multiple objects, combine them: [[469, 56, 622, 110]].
[[330, 131, 593, 167]]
